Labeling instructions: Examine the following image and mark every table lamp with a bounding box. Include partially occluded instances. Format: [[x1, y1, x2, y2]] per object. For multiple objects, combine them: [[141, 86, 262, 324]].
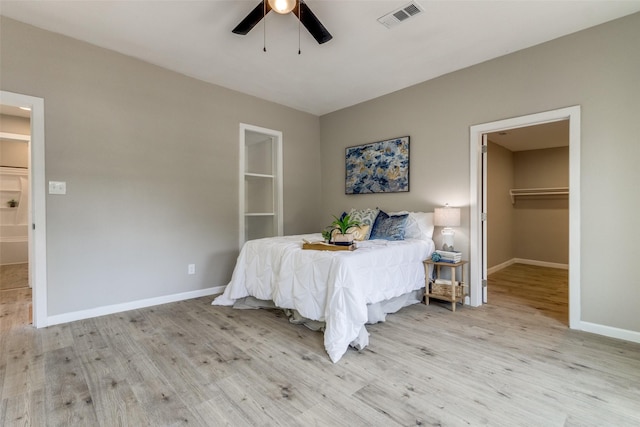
[[434, 204, 461, 251]]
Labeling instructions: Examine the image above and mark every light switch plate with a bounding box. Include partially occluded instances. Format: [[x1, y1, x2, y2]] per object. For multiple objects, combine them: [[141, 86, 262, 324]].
[[49, 181, 66, 195]]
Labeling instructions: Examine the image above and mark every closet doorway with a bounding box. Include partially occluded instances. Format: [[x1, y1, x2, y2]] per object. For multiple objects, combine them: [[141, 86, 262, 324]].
[[469, 106, 581, 329], [486, 121, 570, 325]]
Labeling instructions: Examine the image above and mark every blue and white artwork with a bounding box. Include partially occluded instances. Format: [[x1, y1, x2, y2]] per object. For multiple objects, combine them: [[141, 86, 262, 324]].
[[345, 136, 410, 194]]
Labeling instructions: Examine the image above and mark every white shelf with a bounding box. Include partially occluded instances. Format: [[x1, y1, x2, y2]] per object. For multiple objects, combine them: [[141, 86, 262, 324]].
[[0, 132, 30, 142], [509, 187, 569, 204], [245, 172, 274, 179], [245, 212, 275, 216]]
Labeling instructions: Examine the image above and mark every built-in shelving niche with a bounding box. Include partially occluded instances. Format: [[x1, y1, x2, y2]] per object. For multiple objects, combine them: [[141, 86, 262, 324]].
[[239, 124, 283, 246]]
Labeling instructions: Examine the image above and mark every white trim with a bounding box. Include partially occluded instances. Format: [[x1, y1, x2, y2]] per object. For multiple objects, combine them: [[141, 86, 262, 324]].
[[513, 258, 568, 270], [487, 258, 568, 275], [0, 132, 30, 142], [567, 109, 581, 330], [0, 91, 48, 328], [469, 106, 581, 329], [578, 321, 640, 344], [46, 286, 224, 326], [486, 259, 516, 275]]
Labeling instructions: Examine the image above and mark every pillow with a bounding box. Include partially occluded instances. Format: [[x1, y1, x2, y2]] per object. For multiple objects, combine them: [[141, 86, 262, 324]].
[[331, 224, 370, 241], [369, 210, 409, 241], [411, 212, 434, 239], [347, 208, 380, 239], [390, 211, 434, 240]]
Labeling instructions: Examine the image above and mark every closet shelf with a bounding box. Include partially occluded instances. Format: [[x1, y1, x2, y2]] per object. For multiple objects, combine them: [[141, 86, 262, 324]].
[[509, 187, 569, 204]]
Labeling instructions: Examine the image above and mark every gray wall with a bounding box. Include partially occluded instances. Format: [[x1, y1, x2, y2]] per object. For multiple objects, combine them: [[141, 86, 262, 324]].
[[513, 147, 569, 264], [320, 13, 640, 333], [487, 144, 569, 268], [0, 17, 322, 316]]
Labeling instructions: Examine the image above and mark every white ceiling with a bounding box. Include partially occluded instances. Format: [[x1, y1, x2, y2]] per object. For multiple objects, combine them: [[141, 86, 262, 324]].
[[487, 120, 569, 152], [1, 1, 639, 116]]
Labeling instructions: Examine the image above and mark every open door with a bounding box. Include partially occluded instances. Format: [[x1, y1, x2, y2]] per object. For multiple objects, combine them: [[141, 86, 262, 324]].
[[481, 133, 488, 304]]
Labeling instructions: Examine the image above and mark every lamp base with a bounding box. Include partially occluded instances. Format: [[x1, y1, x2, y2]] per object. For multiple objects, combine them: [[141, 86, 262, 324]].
[[442, 243, 455, 252], [441, 228, 455, 252]]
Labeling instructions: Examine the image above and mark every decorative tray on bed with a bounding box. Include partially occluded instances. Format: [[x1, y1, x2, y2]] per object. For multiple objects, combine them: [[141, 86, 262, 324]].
[[302, 241, 356, 251]]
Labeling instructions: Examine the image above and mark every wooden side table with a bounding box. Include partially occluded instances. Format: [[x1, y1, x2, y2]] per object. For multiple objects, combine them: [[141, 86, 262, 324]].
[[423, 259, 468, 311]]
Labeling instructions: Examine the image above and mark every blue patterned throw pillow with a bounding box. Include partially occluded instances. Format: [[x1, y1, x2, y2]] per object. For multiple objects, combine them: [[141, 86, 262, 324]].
[[369, 210, 409, 241], [348, 208, 380, 240]]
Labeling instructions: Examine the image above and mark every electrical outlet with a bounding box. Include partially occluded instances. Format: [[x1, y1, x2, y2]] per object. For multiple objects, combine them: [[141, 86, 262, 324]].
[[188, 264, 196, 275], [49, 181, 67, 195]]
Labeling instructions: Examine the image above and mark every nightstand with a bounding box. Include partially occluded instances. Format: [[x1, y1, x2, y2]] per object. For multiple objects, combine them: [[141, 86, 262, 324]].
[[423, 259, 468, 311]]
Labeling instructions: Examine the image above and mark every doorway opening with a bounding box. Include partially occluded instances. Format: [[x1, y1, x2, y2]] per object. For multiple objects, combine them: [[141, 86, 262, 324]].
[[469, 106, 581, 329], [0, 90, 48, 328], [0, 107, 31, 325], [485, 121, 570, 325]]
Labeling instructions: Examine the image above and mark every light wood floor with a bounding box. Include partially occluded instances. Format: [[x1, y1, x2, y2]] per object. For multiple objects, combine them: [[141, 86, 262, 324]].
[[1, 264, 639, 426], [0, 263, 29, 291], [488, 262, 569, 325]]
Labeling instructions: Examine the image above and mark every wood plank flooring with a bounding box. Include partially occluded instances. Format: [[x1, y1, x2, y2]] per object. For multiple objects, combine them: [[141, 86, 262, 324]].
[[488, 262, 569, 325], [0, 264, 29, 291], [1, 264, 639, 426]]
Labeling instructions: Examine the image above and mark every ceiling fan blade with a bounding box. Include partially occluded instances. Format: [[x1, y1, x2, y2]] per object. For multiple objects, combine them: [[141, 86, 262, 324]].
[[294, 1, 333, 44], [232, 1, 271, 35]]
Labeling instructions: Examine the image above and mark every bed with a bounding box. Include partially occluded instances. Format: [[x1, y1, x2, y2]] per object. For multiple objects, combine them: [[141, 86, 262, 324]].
[[212, 210, 435, 362]]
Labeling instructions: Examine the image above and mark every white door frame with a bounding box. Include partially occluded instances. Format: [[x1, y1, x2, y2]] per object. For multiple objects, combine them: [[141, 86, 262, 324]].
[[469, 106, 581, 328], [1, 90, 48, 327]]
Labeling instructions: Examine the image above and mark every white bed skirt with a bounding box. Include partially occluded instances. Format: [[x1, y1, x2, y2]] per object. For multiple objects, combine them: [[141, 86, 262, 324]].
[[230, 288, 425, 352]]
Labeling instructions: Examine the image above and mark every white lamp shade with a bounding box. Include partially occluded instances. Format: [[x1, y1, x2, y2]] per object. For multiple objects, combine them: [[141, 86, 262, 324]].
[[434, 206, 461, 227], [268, 0, 296, 14]]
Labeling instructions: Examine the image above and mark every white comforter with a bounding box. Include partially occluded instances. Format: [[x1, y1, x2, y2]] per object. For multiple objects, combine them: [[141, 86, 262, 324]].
[[212, 234, 434, 362]]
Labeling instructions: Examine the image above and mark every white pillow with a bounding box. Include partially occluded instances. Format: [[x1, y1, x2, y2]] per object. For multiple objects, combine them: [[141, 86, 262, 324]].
[[390, 211, 434, 240]]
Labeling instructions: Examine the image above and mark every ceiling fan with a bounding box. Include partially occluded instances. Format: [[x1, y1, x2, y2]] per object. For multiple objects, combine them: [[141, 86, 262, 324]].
[[232, 0, 333, 45]]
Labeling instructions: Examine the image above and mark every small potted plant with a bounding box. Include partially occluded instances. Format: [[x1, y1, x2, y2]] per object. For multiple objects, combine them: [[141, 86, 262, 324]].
[[7, 199, 18, 208], [329, 213, 361, 246]]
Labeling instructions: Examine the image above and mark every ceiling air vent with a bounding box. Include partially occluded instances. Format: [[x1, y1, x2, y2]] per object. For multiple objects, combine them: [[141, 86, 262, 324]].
[[378, 1, 424, 29]]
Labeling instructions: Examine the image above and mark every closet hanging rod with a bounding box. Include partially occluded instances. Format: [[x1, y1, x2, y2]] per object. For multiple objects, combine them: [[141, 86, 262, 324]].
[[509, 187, 569, 204]]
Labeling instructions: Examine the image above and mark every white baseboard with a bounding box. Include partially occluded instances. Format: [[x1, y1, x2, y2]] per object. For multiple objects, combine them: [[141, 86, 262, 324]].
[[46, 285, 225, 327], [578, 321, 640, 344], [488, 258, 568, 274], [487, 259, 515, 275], [514, 258, 569, 270]]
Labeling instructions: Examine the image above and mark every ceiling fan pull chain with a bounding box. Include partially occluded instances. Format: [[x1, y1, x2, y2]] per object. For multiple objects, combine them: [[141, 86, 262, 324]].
[[263, 0, 267, 52], [298, 1, 301, 54]]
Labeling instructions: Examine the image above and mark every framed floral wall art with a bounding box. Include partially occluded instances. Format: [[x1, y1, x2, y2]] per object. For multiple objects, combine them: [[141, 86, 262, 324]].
[[345, 136, 410, 194]]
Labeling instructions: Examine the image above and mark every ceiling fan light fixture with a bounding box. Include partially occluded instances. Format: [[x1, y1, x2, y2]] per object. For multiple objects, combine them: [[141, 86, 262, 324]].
[[232, 0, 332, 45], [269, 0, 296, 15], [268, 0, 296, 14]]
